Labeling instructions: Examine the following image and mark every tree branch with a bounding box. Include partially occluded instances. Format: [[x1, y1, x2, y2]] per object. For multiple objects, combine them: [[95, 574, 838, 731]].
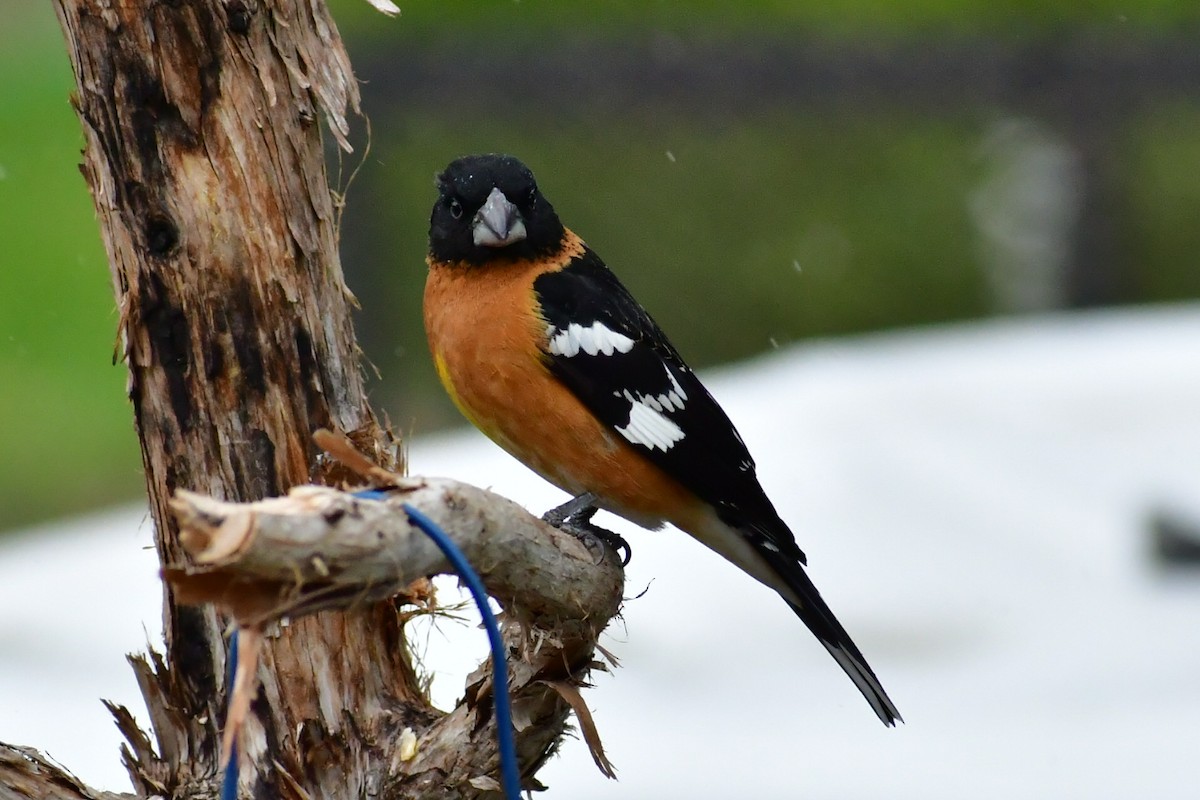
[[0, 744, 129, 800], [165, 477, 624, 794], [166, 479, 623, 630]]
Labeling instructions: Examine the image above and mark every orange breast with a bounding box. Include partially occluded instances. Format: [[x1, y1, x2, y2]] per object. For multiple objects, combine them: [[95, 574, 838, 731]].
[[423, 237, 704, 531]]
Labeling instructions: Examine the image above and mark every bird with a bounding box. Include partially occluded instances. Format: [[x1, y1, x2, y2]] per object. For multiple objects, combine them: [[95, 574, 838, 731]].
[[423, 153, 901, 725]]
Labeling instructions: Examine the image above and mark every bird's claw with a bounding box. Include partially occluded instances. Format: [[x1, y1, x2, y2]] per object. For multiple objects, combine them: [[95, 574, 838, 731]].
[[569, 522, 633, 567], [542, 493, 632, 566]]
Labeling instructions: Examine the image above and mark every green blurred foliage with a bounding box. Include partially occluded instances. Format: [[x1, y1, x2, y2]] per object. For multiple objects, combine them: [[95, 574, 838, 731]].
[[3, 0, 1200, 531], [351, 113, 987, 432], [326, 0, 1200, 39], [1126, 107, 1200, 302]]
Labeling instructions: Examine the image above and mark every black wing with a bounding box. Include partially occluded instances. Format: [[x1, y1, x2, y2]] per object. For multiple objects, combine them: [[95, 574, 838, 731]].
[[535, 247, 903, 726], [533, 246, 806, 564]]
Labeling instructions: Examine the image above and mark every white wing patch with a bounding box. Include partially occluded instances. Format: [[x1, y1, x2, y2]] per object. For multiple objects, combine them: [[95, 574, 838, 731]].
[[620, 388, 674, 412], [617, 399, 686, 451], [546, 324, 688, 452], [611, 364, 690, 451], [547, 321, 636, 358], [664, 364, 688, 407], [619, 364, 688, 412]]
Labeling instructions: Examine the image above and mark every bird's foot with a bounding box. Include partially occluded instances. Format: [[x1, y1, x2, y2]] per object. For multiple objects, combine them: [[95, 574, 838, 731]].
[[542, 492, 632, 566]]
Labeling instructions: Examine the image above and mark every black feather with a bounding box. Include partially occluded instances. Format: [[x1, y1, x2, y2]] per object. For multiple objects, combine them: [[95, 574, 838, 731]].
[[759, 547, 904, 725], [429, 154, 564, 264]]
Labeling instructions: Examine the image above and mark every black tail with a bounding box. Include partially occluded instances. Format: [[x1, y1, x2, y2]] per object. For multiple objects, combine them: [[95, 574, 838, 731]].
[[766, 550, 902, 725]]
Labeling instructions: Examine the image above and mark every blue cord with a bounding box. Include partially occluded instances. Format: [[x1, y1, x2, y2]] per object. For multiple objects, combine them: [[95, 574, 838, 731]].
[[219, 492, 521, 800], [400, 501, 522, 800], [221, 629, 240, 800], [352, 491, 521, 798]]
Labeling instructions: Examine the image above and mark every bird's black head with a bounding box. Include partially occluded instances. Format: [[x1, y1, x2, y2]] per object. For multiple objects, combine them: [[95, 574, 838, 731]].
[[429, 154, 565, 265]]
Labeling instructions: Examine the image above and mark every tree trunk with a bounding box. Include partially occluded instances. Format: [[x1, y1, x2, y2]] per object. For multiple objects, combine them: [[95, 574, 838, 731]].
[[6, 1, 623, 798], [53, 0, 403, 795]]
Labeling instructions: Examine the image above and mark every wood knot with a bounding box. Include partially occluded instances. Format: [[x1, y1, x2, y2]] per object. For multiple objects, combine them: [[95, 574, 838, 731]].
[[225, 0, 253, 35], [144, 215, 179, 256]]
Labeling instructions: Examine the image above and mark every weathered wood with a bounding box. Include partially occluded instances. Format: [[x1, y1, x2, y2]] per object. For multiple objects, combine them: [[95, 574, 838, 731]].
[[34, 1, 626, 798], [165, 479, 623, 793], [51, 0, 402, 792], [167, 480, 623, 630], [0, 744, 129, 800]]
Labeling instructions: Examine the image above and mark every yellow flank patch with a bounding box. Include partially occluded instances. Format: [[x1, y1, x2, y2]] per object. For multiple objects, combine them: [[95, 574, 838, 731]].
[[433, 349, 485, 432]]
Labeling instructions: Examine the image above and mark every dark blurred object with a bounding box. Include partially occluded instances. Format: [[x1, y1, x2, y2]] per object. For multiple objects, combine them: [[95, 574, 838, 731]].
[[1149, 507, 1200, 568]]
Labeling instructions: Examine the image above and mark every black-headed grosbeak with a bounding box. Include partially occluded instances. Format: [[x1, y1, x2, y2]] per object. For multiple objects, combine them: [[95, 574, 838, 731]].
[[424, 153, 901, 725]]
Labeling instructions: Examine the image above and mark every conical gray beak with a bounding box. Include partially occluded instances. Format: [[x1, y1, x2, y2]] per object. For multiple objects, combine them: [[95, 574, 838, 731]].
[[472, 187, 528, 247]]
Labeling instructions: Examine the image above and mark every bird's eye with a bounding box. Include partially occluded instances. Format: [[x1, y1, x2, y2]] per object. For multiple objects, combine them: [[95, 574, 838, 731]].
[[448, 198, 463, 219]]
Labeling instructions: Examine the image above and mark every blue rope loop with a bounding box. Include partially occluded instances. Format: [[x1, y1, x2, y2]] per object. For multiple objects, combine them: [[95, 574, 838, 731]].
[[400, 500, 523, 800], [219, 491, 523, 800]]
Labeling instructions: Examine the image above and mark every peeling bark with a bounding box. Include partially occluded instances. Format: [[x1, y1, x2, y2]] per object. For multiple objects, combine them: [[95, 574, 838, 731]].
[[0, 745, 128, 800]]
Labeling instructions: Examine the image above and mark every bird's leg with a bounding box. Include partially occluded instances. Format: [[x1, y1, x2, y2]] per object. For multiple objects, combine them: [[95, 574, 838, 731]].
[[542, 492, 632, 566], [542, 491, 599, 527]]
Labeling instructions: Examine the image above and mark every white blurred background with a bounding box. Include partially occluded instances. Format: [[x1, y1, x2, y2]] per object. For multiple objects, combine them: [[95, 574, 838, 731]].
[[4, 307, 1198, 799]]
